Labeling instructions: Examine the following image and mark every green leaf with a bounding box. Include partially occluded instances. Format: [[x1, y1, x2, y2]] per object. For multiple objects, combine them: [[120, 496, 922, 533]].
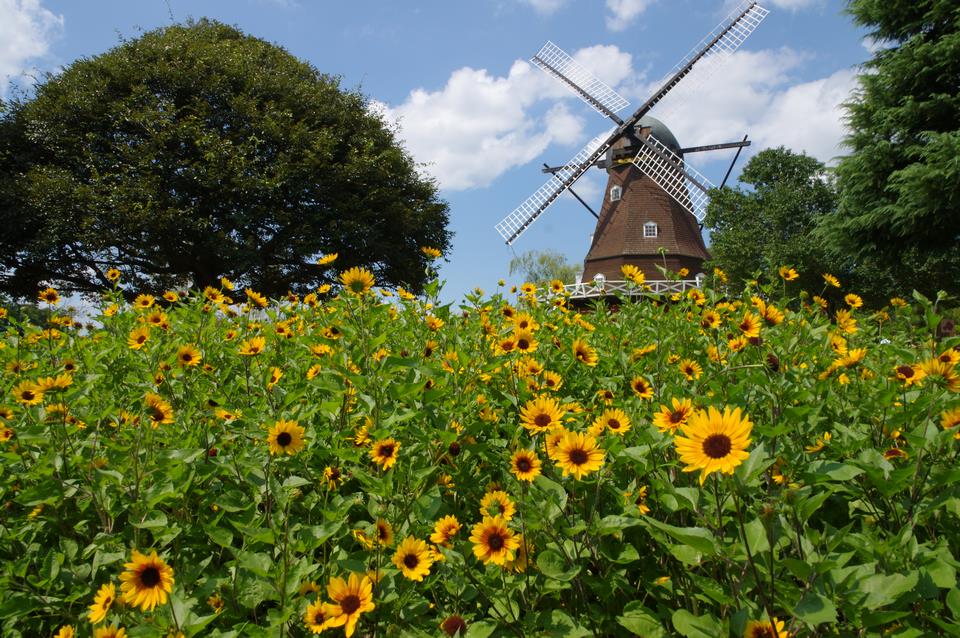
[[806, 461, 863, 482], [133, 511, 168, 530], [671, 609, 721, 638], [464, 620, 497, 638], [238, 551, 273, 577], [860, 572, 920, 609], [536, 548, 580, 582], [793, 592, 837, 625], [641, 518, 718, 555], [618, 602, 666, 637]]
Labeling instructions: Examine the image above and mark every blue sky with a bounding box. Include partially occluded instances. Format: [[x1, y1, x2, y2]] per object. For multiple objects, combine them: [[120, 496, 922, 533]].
[[2, 0, 871, 304]]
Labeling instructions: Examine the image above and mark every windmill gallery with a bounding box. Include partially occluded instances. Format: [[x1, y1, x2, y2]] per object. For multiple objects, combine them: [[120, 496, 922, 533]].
[[496, 1, 768, 299]]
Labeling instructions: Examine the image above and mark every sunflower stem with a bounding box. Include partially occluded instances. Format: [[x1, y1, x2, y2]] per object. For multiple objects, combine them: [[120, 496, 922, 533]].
[[732, 485, 776, 628]]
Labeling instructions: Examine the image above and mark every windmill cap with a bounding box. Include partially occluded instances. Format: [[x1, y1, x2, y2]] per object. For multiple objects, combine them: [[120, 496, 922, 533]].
[[634, 115, 681, 155]]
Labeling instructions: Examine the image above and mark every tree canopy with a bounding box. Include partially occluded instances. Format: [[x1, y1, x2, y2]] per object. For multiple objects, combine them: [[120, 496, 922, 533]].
[[0, 19, 450, 299], [819, 0, 960, 297], [508, 249, 580, 286], [705, 147, 842, 290]]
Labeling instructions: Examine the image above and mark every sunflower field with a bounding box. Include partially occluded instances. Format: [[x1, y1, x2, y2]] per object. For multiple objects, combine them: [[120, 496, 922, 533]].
[[2, 262, 960, 638]]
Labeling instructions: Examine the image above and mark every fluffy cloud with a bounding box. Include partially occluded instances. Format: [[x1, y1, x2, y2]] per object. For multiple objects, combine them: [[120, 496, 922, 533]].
[[605, 0, 656, 32], [519, 0, 568, 15], [644, 47, 859, 166], [379, 45, 635, 191], [0, 0, 62, 96], [766, 0, 823, 11]]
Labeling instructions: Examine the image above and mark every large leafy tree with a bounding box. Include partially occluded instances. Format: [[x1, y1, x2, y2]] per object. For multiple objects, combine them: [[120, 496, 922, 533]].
[[819, 0, 960, 297], [508, 249, 580, 286], [0, 19, 450, 298], [704, 147, 843, 291]]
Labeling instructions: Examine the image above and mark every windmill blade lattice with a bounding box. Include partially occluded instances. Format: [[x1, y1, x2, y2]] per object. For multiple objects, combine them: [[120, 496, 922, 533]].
[[651, 1, 769, 122], [632, 133, 715, 223], [496, 129, 614, 244], [531, 42, 630, 122]]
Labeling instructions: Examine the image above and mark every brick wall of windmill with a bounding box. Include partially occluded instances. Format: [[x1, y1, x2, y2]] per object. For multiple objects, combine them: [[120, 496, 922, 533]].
[[580, 163, 711, 282]]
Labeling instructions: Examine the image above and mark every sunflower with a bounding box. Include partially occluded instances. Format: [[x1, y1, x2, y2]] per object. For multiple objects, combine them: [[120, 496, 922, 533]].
[[238, 336, 266, 356], [340, 267, 375, 295], [267, 366, 283, 390], [119, 550, 174, 611], [132, 294, 155, 310], [544, 426, 570, 461], [674, 406, 752, 485], [939, 348, 960, 365], [421, 246, 442, 258], [678, 359, 703, 381], [884, 447, 909, 461], [38, 287, 60, 304], [267, 420, 306, 456], [510, 449, 542, 482], [572, 338, 598, 366], [738, 311, 761, 339], [12, 381, 44, 406], [176, 345, 202, 367], [743, 617, 789, 638], [822, 273, 841, 288], [54, 626, 75, 638], [541, 371, 563, 391], [324, 573, 376, 638], [88, 582, 116, 624], [553, 432, 605, 479], [373, 518, 394, 547], [592, 408, 631, 436], [512, 328, 538, 353], [519, 395, 565, 433], [700, 309, 722, 330], [317, 252, 339, 266], [778, 266, 798, 281], [304, 599, 334, 634], [127, 327, 150, 350], [835, 308, 858, 334], [370, 438, 400, 470], [942, 407, 960, 432], [653, 398, 695, 434], [392, 536, 435, 581], [920, 358, 960, 391], [630, 376, 654, 401], [93, 626, 127, 638], [430, 515, 462, 546], [621, 264, 645, 285], [162, 290, 180, 303], [469, 515, 519, 565], [245, 288, 269, 308], [144, 393, 174, 426], [480, 490, 516, 520]]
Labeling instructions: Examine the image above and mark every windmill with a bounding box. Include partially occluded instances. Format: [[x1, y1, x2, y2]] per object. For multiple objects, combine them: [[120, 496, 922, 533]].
[[495, 1, 768, 295]]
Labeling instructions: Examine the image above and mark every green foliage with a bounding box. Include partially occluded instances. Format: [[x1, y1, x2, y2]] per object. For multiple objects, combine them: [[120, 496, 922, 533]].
[[705, 147, 842, 291], [2, 272, 960, 636], [820, 0, 960, 297], [508, 250, 579, 286], [0, 19, 450, 300]]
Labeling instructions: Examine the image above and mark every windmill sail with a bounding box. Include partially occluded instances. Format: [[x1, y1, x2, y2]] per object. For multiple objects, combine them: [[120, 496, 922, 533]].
[[531, 42, 630, 123], [495, 130, 614, 245], [632, 133, 714, 223]]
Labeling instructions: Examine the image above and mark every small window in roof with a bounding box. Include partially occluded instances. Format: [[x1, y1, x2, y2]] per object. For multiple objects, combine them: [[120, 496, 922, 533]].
[[644, 221, 658, 238], [610, 185, 622, 202]]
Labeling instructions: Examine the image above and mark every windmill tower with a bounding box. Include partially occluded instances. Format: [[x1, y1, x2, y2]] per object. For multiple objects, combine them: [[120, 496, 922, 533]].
[[495, 1, 768, 293]]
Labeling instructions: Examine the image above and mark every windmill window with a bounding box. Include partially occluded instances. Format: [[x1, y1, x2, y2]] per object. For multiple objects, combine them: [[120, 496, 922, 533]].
[[644, 222, 658, 238], [609, 185, 622, 202]]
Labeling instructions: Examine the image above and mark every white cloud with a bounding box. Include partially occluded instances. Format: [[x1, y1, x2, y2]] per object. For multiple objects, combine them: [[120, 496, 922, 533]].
[[520, 0, 568, 15], [767, 0, 822, 11], [605, 0, 656, 32], [380, 44, 638, 191], [0, 0, 62, 96], [644, 48, 858, 166]]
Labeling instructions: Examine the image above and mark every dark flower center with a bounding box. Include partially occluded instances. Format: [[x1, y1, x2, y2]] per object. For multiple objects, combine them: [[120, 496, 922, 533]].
[[22, 390, 35, 400], [379, 444, 395, 458], [569, 449, 589, 465], [534, 414, 552, 428], [487, 533, 505, 551], [448, 442, 461, 457], [312, 609, 327, 624], [442, 615, 468, 636], [517, 339, 529, 350], [140, 566, 161, 587], [277, 432, 292, 447], [329, 467, 341, 480], [750, 626, 776, 638], [897, 365, 914, 378], [702, 434, 732, 459], [670, 411, 685, 424], [403, 553, 420, 569], [608, 419, 621, 430], [341, 594, 361, 614], [516, 457, 531, 472], [545, 378, 556, 387]]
